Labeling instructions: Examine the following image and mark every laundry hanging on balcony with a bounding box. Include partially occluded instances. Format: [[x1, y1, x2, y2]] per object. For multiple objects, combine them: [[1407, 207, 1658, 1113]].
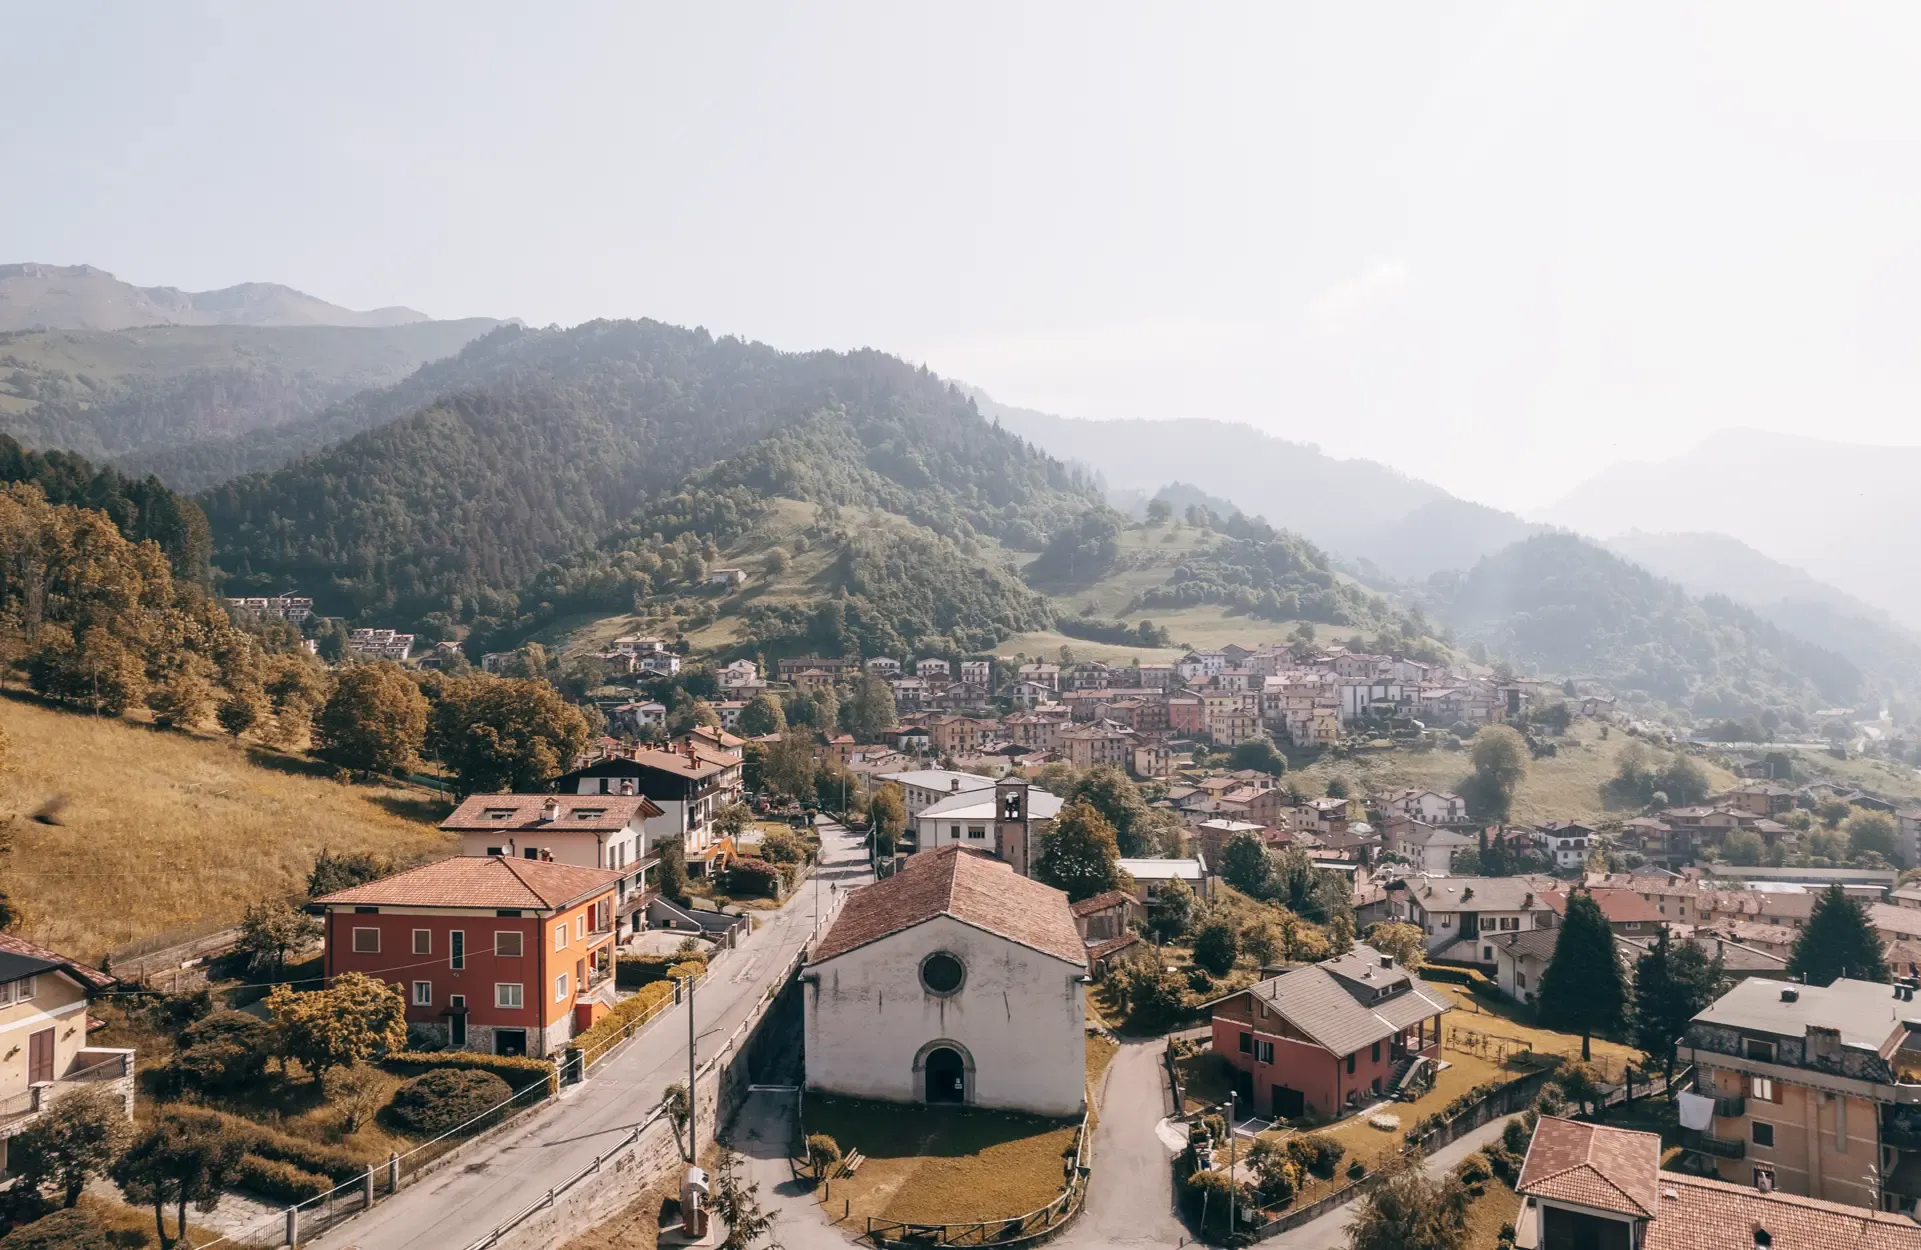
[[1676, 1090, 1716, 1131]]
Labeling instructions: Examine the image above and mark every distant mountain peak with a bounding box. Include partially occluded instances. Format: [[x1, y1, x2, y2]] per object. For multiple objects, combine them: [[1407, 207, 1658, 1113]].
[[0, 263, 429, 331]]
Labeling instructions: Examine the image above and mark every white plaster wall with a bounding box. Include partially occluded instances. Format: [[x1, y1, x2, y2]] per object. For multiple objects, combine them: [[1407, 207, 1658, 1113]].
[[804, 915, 1086, 1117]]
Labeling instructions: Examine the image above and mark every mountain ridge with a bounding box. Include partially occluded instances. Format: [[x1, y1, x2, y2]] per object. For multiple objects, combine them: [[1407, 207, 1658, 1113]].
[[0, 263, 429, 331]]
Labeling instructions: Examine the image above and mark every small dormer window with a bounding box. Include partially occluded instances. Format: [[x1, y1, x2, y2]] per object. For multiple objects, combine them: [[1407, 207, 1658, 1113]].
[[485, 809, 514, 821], [573, 808, 606, 819]]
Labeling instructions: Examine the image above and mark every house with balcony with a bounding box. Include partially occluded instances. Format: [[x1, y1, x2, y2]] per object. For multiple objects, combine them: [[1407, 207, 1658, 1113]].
[[443, 793, 664, 935], [0, 936, 131, 1174], [1205, 944, 1450, 1119], [315, 856, 622, 1057], [1679, 976, 1921, 1214], [552, 743, 741, 874], [1391, 875, 1559, 956]]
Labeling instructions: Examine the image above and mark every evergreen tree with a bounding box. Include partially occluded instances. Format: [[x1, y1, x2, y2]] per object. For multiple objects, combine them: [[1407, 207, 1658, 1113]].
[[1787, 883, 1891, 986], [1537, 891, 1626, 1060], [1629, 928, 1723, 1084], [1033, 799, 1126, 902]]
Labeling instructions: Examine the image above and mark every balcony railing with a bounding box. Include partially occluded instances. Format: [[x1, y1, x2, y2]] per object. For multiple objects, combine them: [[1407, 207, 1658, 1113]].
[[1688, 1131, 1746, 1159], [1713, 1094, 1746, 1118]]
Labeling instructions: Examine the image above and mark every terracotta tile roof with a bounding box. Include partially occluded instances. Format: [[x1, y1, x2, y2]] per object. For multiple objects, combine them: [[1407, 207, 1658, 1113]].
[[440, 794, 661, 832], [1517, 1117, 1660, 1218], [314, 856, 621, 912], [0, 933, 112, 990], [1583, 889, 1667, 925], [626, 747, 730, 779], [810, 847, 1086, 968], [1643, 1172, 1921, 1250], [1070, 890, 1135, 918]]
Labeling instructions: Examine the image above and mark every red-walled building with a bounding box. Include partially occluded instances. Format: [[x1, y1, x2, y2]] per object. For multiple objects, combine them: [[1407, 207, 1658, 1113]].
[[1166, 693, 1206, 737], [1206, 945, 1451, 1120], [314, 857, 621, 1057]]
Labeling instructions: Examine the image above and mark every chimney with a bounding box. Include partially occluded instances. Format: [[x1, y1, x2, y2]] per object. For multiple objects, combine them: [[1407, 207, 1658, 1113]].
[[619, 778, 635, 796], [684, 741, 698, 770], [1780, 987, 1799, 1003], [541, 798, 560, 823], [1380, 955, 1393, 969], [951, 778, 962, 792], [540, 848, 554, 862]]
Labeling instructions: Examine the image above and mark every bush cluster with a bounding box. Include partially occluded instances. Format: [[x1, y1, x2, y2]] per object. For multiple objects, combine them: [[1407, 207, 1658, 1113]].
[[236, 1153, 333, 1202], [727, 857, 782, 897], [1285, 1132, 1345, 1178], [388, 1069, 513, 1139], [163, 1106, 366, 1185], [572, 981, 677, 1059], [380, 1050, 557, 1096], [616, 952, 708, 988]]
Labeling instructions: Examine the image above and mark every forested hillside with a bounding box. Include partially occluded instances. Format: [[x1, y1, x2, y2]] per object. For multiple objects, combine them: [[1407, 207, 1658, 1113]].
[[0, 318, 498, 476], [1431, 533, 1863, 720], [0, 434, 209, 582], [0, 262, 426, 331], [203, 321, 1099, 648]]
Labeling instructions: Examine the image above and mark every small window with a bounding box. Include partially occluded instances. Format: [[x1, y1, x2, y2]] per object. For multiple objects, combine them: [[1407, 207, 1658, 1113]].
[[496, 931, 524, 957], [412, 982, 433, 1006], [451, 931, 466, 970], [413, 930, 431, 956], [1752, 1121, 1775, 1148], [1257, 1040, 1274, 1064], [352, 927, 380, 954], [968, 825, 987, 840], [487, 846, 504, 857], [555, 973, 570, 1003], [1239, 1030, 1253, 1055], [1744, 1038, 1776, 1063], [10, 977, 34, 1003], [1372, 1041, 1381, 1063], [553, 923, 568, 952], [495, 983, 524, 1009], [1749, 1076, 1776, 1102]]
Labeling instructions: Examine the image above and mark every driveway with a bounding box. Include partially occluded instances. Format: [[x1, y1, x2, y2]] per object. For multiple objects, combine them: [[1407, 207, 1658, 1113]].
[[317, 822, 872, 1250], [1056, 1039, 1186, 1249]]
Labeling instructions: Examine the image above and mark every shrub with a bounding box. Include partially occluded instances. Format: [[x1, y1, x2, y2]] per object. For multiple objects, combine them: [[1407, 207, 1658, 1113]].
[[1181, 1169, 1249, 1239], [173, 1009, 272, 1092], [1285, 1132, 1345, 1178], [0, 1208, 117, 1250], [1247, 1140, 1299, 1205], [1455, 1150, 1493, 1194], [759, 828, 806, 864], [806, 1133, 842, 1181], [666, 960, 705, 983], [158, 1106, 366, 1183], [616, 954, 677, 988], [388, 1069, 513, 1139], [1347, 1159, 1367, 1180], [380, 1050, 556, 1096], [572, 981, 676, 1059], [727, 858, 781, 898], [235, 1153, 333, 1202]]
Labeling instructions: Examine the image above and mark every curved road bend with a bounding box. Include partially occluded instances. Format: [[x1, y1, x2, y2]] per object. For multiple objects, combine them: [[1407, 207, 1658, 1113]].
[[319, 821, 873, 1250]]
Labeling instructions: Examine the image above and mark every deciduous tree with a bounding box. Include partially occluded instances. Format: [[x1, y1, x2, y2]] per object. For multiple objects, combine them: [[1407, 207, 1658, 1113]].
[[427, 674, 591, 794], [1222, 831, 1271, 896], [236, 898, 321, 976], [266, 972, 408, 1080], [736, 692, 785, 738], [313, 662, 428, 775], [111, 1116, 246, 1250], [1034, 799, 1126, 902], [1462, 725, 1527, 822], [9, 1085, 132, 1208]]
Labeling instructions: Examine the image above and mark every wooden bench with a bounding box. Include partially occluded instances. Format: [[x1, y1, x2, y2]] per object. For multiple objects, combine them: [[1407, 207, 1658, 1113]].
[[838, 1149, 865, 1178]]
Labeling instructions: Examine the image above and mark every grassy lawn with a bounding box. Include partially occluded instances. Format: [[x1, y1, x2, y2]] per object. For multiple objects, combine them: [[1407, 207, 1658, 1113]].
[[806, 1096, 1081, 1227], [1463, 1174, 1522, 1249], [1289, 721, 1739, 826], [0, 694, 455, 962], [1431, 982, 1644, 1081]]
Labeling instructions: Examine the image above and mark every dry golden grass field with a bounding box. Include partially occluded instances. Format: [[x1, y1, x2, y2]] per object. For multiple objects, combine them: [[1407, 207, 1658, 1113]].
[[0, 694, 455, 962]]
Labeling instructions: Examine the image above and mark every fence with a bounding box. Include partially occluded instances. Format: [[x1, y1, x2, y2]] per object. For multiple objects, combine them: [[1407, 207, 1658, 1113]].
[[866, 1112, 1093, 1249]]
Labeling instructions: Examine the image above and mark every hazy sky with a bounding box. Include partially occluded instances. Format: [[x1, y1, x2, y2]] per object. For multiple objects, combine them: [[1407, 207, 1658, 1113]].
[[8, 2, 1921, 511]]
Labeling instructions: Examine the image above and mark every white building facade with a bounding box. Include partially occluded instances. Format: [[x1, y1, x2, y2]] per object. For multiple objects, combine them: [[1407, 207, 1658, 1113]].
[[803, 849, 1088, 1117]]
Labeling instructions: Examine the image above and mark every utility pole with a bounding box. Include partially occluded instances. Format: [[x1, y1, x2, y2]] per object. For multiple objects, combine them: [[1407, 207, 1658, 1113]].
[[1227, 1091, 1238, 1236], [687, 973, 698, 1160]]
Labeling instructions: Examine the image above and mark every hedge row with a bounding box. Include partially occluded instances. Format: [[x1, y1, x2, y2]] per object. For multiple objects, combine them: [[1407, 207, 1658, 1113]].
[[574, 981, 676, 1059], [616, 953, 708, 989], [235, 1154, 333, 1203], [162, 1106, 367, 1184], [381, 1050, 558, 1097]]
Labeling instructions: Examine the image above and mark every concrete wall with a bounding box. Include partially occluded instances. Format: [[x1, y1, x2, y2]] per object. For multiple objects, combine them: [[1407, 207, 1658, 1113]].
[[805, 915, 1086, 1117]]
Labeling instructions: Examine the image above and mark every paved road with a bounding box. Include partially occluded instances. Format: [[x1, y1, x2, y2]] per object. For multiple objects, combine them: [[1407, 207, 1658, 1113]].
[[319, 821, 873, 1250], [1057, 1039, 1186, 1249]]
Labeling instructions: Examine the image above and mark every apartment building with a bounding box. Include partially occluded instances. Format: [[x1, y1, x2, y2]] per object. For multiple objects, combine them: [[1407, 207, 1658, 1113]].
[[1679, 976, 1921, 1215]]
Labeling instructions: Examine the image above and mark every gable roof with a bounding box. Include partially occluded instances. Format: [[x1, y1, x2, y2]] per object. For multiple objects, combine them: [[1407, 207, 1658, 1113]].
[[1642, 1172, 1921, 1250], [1517, 1117, 1661, 1218], [1070, 890, 1135, 918], [440, 794, 661, 833], [314, 856, 621, 912], [919, 787, 1064, 822], [1405, 876, 1557, 913], [810, 847, 1086, 968], [1218, 945, 1452, 1055], [0, 933, 112, 991]]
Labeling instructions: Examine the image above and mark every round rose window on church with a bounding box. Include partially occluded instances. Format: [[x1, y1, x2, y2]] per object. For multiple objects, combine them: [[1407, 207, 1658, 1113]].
[[920, 952, 965, 995]]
